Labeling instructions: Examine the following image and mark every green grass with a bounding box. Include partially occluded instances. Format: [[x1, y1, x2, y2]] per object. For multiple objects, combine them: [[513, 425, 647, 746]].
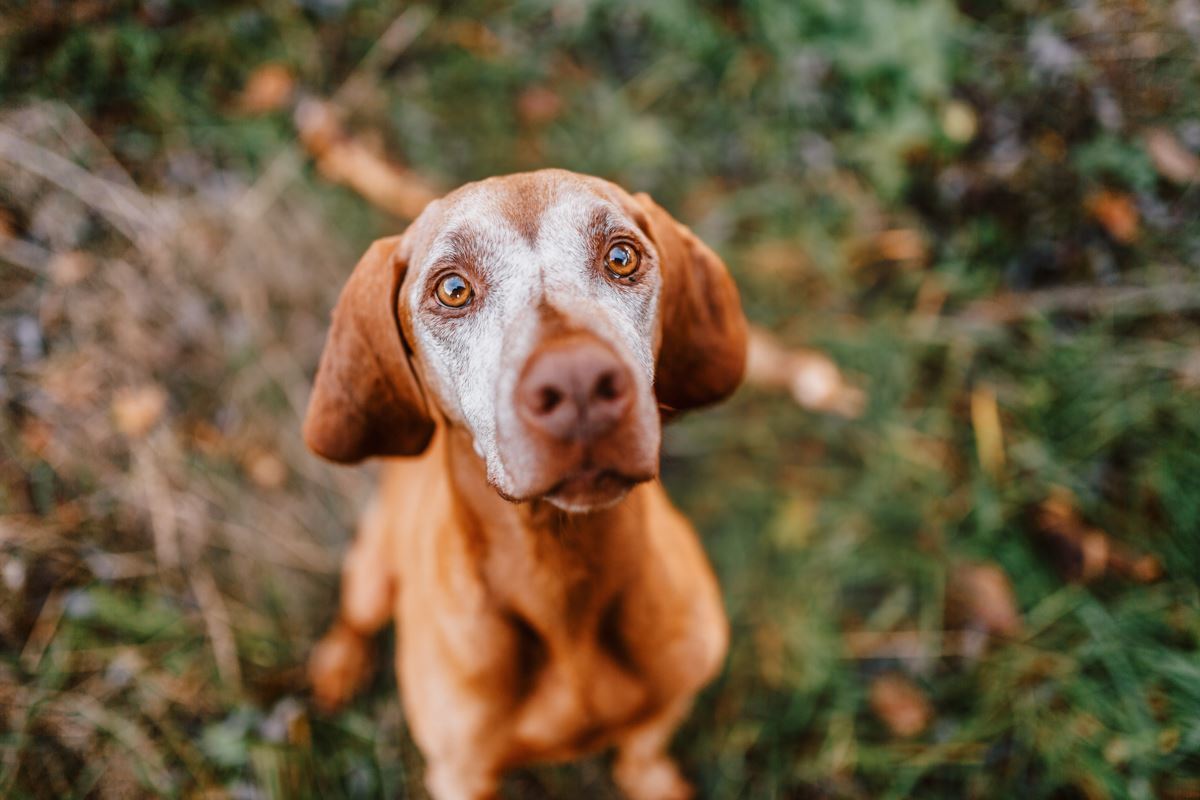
[[2, 1, 1199, 798]]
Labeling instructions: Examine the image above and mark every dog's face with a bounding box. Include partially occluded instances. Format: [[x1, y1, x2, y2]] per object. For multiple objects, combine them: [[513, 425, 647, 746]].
[[304, 169, 746, 512]]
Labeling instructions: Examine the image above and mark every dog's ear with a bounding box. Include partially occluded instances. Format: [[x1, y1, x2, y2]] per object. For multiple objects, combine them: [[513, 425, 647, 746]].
[[304, 235, 434, 463], [633, 192, 748, 413]]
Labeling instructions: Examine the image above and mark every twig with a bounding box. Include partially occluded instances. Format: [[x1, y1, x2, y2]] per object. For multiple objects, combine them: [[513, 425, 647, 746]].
[[957, 281, 1200, 326]]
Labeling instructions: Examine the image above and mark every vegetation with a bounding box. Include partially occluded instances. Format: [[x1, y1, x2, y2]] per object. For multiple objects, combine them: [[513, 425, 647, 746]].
[[2, 1, 1198, 797]]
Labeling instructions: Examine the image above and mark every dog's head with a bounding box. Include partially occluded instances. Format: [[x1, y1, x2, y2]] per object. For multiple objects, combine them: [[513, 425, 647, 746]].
[[304, 169, 746, 512]]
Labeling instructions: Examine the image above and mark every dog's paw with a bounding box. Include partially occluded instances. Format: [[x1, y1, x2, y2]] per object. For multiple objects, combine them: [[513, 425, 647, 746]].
[[308, 622, 373, 713], [613, 755, 694, 800]]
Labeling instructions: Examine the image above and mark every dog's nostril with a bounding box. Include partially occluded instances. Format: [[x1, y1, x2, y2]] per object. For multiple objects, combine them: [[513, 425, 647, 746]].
[[537, 386, 564, 415], [593, 370, 620, 402]]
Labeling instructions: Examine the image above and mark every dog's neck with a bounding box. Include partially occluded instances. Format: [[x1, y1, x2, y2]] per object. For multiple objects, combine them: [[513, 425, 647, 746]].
[[439, 424, 648, 631]]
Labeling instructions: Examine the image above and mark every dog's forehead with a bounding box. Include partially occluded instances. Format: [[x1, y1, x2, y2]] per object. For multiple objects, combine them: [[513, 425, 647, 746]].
[[417, 171, 629, 263]]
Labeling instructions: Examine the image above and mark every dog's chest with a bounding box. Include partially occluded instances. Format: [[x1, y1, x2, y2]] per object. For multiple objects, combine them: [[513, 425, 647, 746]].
[[490, 547, 656, 754], [506, 603, 651, 757]]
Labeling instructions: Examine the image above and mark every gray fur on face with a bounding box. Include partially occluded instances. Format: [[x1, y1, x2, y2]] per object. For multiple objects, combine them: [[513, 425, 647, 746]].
[[404, 173, 662, 501]]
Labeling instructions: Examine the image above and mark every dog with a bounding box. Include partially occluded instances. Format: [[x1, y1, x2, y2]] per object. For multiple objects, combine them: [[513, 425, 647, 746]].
[[305, 169, 747, 800]]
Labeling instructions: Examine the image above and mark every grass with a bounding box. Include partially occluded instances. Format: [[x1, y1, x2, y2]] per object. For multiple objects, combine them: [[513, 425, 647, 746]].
[[2, 1, 1199, 798]]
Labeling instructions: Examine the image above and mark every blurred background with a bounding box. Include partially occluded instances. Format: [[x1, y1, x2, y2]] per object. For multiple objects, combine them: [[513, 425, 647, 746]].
[[2, 1, 1199, 798]]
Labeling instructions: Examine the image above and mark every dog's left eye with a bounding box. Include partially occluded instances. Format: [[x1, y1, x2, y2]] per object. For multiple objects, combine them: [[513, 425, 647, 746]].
[[435, 273, 474, 308], [605, 243, 640, 278]]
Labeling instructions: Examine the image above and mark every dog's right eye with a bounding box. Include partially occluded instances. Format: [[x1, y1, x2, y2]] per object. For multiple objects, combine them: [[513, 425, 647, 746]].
[[605, 243, 640, 278], [435, 273, 474, 308]]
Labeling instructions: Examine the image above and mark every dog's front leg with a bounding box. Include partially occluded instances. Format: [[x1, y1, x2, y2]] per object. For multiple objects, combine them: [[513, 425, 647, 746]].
[[424, 759, 501, 800], [613, 696, 696, 800], [310, 496, 396, 711]]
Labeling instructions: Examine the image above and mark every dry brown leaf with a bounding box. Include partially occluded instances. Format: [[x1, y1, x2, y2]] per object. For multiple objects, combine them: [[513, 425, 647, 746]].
[[946, 561, 1022, 637], [745, 326, 866, 418], [874, 228, 928, 264], [741, 239, 814, 278], [243, 446, 288, 490], [187, 420, 227, 457], [1035, 131, 1068, 163], [1086, 189, 1139, 244], [295, 98, 440, 220], [517, 85, 563, 126], [1032, 488, 1163, 584], [237, 64, 296, 114], [1143, 128, 1200, 185], [441, 19, 502, 56], [48, 250, 94, 286], [869, 672, 932, 738], [112, 385, 167, 438], [19, 417, 52, 457]]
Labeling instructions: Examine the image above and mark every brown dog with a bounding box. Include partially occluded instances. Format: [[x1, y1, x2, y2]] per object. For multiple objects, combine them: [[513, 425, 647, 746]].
[[305, 169, 746, 800]]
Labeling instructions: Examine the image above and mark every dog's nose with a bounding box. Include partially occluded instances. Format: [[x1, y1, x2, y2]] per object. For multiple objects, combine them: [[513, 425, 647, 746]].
[[517, 336, 633, 441]]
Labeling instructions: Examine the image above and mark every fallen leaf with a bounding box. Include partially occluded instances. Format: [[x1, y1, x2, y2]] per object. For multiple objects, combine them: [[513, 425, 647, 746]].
[[441, 19, 501, 56], [1143, 128, 1200, 185], [745, 326, 866, 418], [946, 561, 1022, 637], [19, 416, 52, 456], [112, 385, 167, 438], [741, 239, 813, 278], [874, 228, 928, 264], [1031, 488, 1163, 583], [48, 250, 94, 286], [869, 672, 932, 738], [238, 64, 295, 114], [517, 85, 563, 126], [1035, 131, 1068, 162], [187, 419, 227, 457], [1104, 737, 1132, 766], [243, 446, 288, 490], [941, 100, 978, 144], [1086, 189, 1139, 244]]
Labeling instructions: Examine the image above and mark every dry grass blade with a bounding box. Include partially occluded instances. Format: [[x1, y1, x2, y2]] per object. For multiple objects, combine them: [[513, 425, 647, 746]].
[[190, 566, 243, 690], [969, 384, 1005, 480], [0, 124, 173, 242]]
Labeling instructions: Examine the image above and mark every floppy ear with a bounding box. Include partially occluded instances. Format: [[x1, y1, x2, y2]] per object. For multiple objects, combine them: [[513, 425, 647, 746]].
[[634, 192, 748, 412], [303, 235, 435, 463]]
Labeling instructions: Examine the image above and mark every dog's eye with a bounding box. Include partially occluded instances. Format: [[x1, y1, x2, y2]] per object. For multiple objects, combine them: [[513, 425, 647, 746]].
[[605, 243, 640, 278], [435, 273, 474, 308]]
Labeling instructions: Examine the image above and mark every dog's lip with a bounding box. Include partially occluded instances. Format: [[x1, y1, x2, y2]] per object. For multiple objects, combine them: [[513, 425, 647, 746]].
[[544, 466, 646, 497], [496, 464, 656, 506], [539, 467, 650, 512]]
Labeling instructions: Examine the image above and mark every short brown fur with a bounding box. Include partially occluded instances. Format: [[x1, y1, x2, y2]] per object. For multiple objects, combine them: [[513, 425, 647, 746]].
[[306, 171, 746, 800]]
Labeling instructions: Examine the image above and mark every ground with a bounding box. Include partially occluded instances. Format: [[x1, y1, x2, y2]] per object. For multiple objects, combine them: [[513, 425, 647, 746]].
[[1, 2, 1199, 798]]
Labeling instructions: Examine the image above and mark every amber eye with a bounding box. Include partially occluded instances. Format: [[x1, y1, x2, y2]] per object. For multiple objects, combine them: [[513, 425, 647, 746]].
[[605, 242, 640, 278], [435, 273, 474, 308]]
